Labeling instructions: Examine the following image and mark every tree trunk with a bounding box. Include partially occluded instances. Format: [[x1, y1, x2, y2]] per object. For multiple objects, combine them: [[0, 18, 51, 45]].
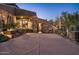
[[66, 28, 69, 37]]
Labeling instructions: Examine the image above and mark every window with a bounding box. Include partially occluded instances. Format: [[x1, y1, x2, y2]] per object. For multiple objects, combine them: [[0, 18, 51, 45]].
[[0, 16, 4, 29], [0, 16, 2, 20], [7, 15, 14, 24]]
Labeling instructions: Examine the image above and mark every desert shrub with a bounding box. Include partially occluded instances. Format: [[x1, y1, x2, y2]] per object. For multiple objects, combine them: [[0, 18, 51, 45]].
[[0, 34, 9, 43], [22, 29, 33, 33]]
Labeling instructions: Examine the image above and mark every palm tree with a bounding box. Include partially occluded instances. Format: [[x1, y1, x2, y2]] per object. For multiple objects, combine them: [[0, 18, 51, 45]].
[[61, 12, 71, 37]]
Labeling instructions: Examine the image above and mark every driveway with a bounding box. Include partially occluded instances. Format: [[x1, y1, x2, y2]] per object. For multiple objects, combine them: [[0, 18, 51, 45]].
[[0, 33, 79, 55]]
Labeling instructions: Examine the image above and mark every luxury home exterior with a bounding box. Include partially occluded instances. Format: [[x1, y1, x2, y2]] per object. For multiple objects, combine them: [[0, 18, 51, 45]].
[[0, 3, 53, 33]]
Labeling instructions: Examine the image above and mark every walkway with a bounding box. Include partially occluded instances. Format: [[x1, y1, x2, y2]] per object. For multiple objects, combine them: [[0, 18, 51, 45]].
[[0, 33, 79, 55]]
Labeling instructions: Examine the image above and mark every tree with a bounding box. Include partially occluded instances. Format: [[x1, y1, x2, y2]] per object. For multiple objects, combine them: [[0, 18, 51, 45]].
[[54, 11, 79, 36], [72, 12, 79, 31], [48, 19, 53, 25], [61, 11, 79, 36]]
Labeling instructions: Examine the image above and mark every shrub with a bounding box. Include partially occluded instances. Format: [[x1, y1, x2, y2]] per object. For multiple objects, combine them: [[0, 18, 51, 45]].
[[0, 34, 9, 43], [2, 23, 16, 31], [22, 29, 33, 33]]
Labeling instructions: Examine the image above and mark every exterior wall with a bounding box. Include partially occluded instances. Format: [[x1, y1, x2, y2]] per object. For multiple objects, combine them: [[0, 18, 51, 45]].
[[0, 9, 14, 24], [0, 9, 8, 24]]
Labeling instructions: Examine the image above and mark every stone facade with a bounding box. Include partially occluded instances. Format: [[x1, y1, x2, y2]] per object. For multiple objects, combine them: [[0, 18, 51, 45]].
[[0, 3, 54, 33]]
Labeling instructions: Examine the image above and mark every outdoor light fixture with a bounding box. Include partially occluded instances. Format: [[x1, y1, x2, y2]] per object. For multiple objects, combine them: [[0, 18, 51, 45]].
[[25, 20, 28, 23], [21, 16, 23, 19]]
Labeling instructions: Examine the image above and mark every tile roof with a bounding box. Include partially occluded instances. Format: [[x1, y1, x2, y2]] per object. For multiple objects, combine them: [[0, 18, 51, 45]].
[[0, 4, 36, 16]]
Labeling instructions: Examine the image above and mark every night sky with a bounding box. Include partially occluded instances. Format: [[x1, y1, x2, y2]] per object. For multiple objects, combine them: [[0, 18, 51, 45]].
[[17, 3, 79, 20]]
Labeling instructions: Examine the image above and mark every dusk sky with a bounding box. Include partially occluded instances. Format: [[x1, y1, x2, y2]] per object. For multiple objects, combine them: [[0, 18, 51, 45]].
[[17, 3, 79, 20]]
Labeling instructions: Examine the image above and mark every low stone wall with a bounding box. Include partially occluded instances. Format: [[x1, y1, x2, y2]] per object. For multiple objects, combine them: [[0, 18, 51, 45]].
[[69, 31, 79, 42], [4, 31, 13, 38]]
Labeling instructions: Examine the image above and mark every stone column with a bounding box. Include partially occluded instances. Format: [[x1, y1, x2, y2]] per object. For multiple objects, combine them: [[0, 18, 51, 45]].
[[14, 16, 16, 23], [59, 19, 61, 29], [28, 21, 32, 29], [38, 23, 42, 33]]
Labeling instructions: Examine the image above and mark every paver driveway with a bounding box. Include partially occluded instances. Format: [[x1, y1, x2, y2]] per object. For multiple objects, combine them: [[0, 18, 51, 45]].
[[0, 33, 79, 55]]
